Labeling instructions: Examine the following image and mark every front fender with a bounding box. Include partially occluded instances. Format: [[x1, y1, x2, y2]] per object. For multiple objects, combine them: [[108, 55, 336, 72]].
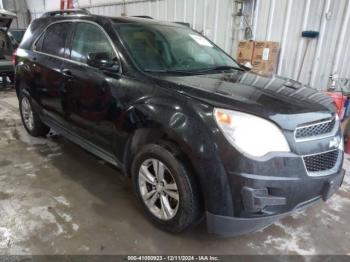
[[123, 95, 234, 216]]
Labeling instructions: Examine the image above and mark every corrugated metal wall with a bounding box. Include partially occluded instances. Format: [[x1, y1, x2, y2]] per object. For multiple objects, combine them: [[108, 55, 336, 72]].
[[24, 0, 350, 90], [3, 0, 30, 29], [86, 0, 236, 54], [254, 0, 350, 89], [27, 0, 238, 56]]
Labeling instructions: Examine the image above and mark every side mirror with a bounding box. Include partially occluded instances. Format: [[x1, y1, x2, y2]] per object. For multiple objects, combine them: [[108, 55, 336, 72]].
[[87, 52, 120, 72]]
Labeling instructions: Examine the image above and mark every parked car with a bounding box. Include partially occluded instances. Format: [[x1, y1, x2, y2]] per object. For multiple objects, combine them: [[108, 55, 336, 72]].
[[14, 9, 345, 236], [0, 9, 17, 85]]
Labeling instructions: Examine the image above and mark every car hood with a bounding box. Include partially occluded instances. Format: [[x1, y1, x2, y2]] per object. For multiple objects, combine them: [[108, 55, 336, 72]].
[[155, 71, 336, 130], [0, 9, 16, 31]]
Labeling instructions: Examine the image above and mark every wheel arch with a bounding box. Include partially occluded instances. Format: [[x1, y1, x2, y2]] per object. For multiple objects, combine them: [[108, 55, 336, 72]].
[[118, 94, 233, 216], [121, 115, 213, 213], [123, 125, 195, 178], [15, 65, 31, 98], [124, 125, 206, 211]]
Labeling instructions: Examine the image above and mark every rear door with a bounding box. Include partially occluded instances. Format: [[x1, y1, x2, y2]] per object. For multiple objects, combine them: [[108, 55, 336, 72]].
[[32, 22, 73, 123]]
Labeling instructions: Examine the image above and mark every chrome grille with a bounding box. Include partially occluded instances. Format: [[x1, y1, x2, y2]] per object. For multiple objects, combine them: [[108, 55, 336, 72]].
[[295, 118, 336, 140], [303, 150, 339, 173]]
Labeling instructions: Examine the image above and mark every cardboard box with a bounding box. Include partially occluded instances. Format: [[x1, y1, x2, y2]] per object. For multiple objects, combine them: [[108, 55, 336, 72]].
[[253, 41, 279, 61], [252, 41, 279, 76], [236, 40, 280, 76], [236, 41, 254, 64]]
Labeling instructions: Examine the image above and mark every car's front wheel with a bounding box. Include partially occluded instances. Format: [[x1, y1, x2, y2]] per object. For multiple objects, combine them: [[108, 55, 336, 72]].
[[132, 143, 203, 233], [19, 92, 50, 137]]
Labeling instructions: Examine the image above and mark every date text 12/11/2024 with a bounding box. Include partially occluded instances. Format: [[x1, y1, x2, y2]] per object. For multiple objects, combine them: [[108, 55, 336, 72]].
[[127, 256, 220, 261]]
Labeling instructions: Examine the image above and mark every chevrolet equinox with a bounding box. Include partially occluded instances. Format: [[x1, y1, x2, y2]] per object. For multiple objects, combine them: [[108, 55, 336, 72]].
[[14, 9, 345, 236]]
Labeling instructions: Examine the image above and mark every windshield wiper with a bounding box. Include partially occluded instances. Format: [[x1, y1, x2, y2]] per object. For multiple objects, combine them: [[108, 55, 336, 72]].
[[193, 65, 245, 73], [143, 69, 200, 75], [144, 65, 245, 75]]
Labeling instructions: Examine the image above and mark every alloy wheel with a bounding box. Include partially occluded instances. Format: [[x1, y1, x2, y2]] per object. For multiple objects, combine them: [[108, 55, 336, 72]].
[[21, 96, 35, 131], [138, 158, 180, 221]]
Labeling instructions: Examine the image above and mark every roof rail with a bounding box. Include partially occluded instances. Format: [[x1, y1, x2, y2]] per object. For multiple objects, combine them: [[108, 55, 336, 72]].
[[132, 16, 153, 19], [174, 22, 191, 27], [42, 9, 90, 18]]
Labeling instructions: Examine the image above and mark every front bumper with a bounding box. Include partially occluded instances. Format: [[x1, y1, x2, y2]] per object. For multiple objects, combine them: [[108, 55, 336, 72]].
[[207, 168, 345, 237]]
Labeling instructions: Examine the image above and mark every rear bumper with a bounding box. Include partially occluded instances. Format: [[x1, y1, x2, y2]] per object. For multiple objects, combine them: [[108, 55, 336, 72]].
[[207, 168, 345, 237], [0, 63, 14, 74]]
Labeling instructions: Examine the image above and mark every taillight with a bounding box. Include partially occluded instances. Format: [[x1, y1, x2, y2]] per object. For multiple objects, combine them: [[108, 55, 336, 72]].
[[12, 49, 17, 65]]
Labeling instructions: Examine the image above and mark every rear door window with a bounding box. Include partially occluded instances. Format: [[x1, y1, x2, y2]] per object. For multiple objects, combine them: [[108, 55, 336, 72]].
[[70, 22, 115, 64], [36, 22, 71, 57]]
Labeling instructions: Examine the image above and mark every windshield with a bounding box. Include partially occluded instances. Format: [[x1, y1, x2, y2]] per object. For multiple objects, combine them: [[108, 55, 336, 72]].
[[114, 24, 239, 73]]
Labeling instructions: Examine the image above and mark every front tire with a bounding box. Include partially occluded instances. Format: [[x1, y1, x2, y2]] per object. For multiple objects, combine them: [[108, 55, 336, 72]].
[[132, 143, 203, 233], [19, 92, 50, 137]]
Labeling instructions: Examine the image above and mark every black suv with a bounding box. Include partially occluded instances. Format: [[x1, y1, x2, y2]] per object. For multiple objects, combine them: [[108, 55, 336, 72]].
[[14, 9, 345, 236]]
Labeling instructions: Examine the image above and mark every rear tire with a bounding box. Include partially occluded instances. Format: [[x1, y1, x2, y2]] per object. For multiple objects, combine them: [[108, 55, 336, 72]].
[[19, 92, 50, 137], [131, 143, 203, 233]]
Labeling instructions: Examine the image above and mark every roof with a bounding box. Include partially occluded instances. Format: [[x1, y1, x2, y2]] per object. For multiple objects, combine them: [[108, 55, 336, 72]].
[[38, 9, 185, 28], [110, 16, 185, 27]]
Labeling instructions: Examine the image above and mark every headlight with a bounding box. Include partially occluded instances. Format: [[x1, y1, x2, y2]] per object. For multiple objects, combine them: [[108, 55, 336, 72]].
[[214, 108, 290, 157]]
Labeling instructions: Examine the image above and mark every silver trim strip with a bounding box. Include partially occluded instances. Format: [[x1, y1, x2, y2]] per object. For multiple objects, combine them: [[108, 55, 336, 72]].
[[294, 118, 338, 142], [296, 118, 334, 129], [31, 19, 122, 73]]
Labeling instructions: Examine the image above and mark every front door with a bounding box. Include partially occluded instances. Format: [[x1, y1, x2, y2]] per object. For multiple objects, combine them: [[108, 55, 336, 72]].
[[61, 22, 122, 153]]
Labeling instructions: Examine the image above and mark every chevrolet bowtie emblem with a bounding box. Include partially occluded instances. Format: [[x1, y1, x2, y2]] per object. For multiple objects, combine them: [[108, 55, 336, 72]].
[[329, 136, 340, 149]]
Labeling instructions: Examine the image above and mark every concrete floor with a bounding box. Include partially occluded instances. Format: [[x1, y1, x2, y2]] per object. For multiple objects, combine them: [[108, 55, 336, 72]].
[[0, 89, 350, 255]]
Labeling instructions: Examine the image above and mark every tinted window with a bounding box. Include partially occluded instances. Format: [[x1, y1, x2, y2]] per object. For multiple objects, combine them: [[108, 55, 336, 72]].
[[35, 32, 45, 51], [70, 23, 115, 64], [38, 23, 70, 57]]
